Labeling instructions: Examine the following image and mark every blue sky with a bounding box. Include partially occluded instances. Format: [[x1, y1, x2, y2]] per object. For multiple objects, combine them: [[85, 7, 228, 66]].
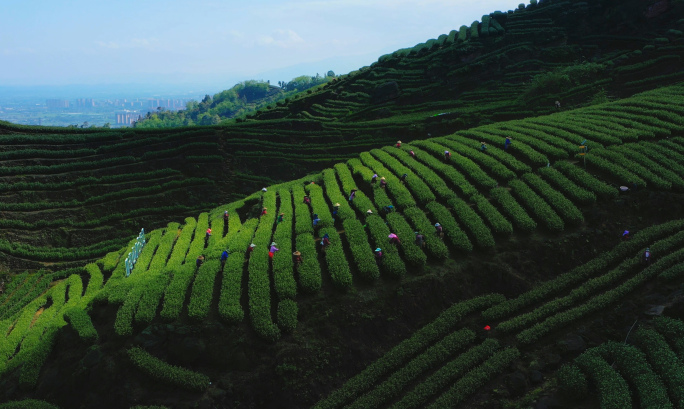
[[1, 0, 519, 90]]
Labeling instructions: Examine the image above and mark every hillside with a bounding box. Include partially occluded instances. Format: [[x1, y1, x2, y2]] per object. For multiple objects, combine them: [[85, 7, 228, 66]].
[[2, 0, 684, 408], [0, 0, 683, 274], [2, 82, 684, 407]]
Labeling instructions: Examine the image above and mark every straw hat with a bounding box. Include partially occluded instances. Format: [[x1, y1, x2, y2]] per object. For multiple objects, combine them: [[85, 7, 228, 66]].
[[381, 177, 386, 180], [334, 203, 341, 207], [397, 140, 402, 143], [293, 251, 301, 256], [250, 243, 256, 247], [271, 242, 277, 246], [367, 209, 373, 214]]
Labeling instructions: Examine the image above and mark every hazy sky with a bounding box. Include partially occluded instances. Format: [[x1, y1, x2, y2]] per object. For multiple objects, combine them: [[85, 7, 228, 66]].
[[1, 0, 519, 90]]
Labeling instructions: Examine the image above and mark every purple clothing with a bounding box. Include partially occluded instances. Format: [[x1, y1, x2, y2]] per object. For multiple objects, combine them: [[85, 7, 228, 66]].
[[270, 246, 279, 253]]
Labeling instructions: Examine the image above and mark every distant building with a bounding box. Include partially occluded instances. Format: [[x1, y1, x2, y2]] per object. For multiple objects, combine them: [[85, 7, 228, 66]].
[[76, 98, 95, 107], [147, 99, 188, 110], [46, 99, 69, 109], [115, 111, 142, 125]]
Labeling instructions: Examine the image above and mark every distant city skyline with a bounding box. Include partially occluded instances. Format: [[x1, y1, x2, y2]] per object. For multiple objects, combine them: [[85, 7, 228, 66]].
[[0, 93, 198, 127], [1, 0, 519, 91]]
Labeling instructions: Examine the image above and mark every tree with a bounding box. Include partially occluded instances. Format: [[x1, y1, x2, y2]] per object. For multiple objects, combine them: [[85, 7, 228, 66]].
[[81, 121, 89, 128], [327, 70, 335, 77], [102, 122, 111, 128]]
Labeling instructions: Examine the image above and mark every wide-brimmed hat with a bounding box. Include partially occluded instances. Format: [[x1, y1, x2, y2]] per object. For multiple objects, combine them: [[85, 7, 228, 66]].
[[397, 140, 402, 143], [367, 209, 373, 214], [381, 177, 386, 180], [250, 243, 256, 247], [293, 251, 301, 256], [375, 248, 381, 252], [435, 223, 441, 227], [334, 203, 341, 207], [271, 242, 277, 246]]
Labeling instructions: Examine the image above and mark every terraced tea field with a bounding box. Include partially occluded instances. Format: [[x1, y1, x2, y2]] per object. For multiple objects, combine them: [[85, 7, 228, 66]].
[[0, 127, 223, 271], [3, 82, 684, 407]]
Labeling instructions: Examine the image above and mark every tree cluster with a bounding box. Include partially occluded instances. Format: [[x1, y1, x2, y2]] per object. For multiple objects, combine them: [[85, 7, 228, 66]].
[[135, 73, 335, 128]]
